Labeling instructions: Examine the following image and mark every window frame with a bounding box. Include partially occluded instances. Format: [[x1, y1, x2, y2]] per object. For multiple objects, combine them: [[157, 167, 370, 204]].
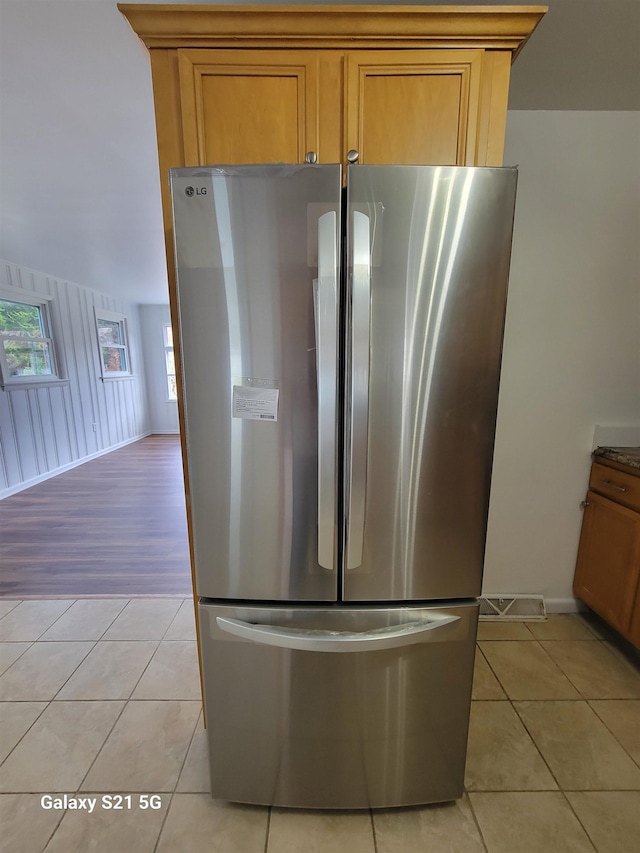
[[95, 309, 132, 379], [163, 322, 177, 402], [0, 289, 62, 387]]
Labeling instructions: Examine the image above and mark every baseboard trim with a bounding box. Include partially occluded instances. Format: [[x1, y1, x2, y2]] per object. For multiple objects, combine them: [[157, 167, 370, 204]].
[[0, 432, 152, 499], [545, 597, 583, 614]]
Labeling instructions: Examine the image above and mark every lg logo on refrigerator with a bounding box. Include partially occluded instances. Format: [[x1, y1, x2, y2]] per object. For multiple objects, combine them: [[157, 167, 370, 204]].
[[185, 186, 207, 197]]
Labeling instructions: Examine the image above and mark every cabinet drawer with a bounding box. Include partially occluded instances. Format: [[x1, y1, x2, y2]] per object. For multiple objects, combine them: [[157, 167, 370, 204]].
[[590, 463, 640, 511]]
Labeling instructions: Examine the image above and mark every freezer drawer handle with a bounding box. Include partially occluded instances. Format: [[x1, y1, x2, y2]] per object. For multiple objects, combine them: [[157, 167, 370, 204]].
[[314, 211, 339, 570], [216, 614, 460, 652]]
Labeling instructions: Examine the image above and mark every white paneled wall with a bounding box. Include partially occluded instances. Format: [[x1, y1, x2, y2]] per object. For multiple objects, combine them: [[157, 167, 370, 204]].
[[0, 260, 149, 496]]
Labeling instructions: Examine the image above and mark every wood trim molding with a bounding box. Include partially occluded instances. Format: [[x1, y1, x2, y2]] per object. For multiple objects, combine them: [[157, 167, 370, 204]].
[[119, 4, 547, 56]]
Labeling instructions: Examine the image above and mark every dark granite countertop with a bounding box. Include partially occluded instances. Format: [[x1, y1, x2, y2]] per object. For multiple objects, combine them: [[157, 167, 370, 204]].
[[593, 446, 640, 470]]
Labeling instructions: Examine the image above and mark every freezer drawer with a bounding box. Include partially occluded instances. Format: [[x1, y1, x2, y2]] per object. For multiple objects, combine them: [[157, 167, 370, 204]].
[[198, 601, 478, 809]]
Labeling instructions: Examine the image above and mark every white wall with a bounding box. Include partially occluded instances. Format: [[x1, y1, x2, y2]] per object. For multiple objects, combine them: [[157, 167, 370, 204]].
[[0, 260, 150, 497], [484, 111, 640, 610], [139, 304, 179, 434]]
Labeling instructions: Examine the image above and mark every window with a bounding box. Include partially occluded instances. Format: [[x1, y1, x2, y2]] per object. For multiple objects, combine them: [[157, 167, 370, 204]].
[[96, 310, 131, 378], [164, 323, 177, 400], [0, 292, 60, 386]]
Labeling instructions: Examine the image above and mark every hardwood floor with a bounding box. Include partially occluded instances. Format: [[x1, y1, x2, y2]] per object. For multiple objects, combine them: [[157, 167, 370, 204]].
[[0, 435, 192, 597]]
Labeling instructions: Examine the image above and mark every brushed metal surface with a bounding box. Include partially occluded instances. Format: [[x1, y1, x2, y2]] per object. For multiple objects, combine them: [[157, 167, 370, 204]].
[[344, 165, 517, 602], [199, 601, 478, 808], [171, 165, 341, 600]]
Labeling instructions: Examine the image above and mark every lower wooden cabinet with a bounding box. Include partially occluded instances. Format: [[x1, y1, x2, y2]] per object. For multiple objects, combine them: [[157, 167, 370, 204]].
[[573, 462, 640, 648]]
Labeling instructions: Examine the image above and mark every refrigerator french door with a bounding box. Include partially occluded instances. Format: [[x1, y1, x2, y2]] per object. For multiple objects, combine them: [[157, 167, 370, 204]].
[[170, 164, 517, 808]]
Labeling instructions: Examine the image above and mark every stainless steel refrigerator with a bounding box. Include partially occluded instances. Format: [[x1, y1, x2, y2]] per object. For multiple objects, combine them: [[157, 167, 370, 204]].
[[170, 163, 517, 809]]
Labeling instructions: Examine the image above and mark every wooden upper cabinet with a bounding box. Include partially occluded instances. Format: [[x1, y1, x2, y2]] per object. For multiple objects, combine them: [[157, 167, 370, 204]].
[[346, 49, 483, 166], [121, 5, 547, 171], [176, 45, 492, 168], [178, 50, 319, 165]]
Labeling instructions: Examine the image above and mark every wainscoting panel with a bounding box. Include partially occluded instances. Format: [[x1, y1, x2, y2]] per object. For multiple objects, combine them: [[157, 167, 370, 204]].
[[0, 260, 150, 496]]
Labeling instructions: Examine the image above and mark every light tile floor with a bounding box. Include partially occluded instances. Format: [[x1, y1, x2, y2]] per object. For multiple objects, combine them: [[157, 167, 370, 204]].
[[0, 601, 638, 853]]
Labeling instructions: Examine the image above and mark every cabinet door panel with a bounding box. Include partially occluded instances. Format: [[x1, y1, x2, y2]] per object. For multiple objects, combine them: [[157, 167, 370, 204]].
[[573, 491, 640, 635], [178, 50, 319, 165], [346, 50, 483, 166]]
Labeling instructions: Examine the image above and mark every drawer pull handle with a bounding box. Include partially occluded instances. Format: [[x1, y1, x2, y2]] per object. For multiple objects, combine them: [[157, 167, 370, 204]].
[[599, 479, 626, 492]]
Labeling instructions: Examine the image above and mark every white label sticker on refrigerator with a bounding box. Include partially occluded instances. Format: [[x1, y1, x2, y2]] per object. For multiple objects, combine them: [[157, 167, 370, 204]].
[[232, 386, 279, 422]]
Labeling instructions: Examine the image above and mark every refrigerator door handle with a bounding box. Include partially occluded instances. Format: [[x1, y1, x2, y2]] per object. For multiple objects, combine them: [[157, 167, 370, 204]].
[[314, 211, 338, 570], [347, 210, 371, 569], [216, 613, 460, 652]]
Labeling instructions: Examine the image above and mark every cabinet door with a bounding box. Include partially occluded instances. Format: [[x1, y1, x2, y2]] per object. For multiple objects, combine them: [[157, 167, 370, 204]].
[[573, 491, 640, 636], [178, 50, 319, 165], [345, 50, 483, 166]]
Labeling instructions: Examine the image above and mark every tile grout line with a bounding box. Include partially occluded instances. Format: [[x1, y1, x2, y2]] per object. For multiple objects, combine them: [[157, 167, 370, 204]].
[[72, 697, 130, 796], [151, 790, 175, 853], [557, 790, 599, 852], [39, 796, 68, 853], [43, 640, 99, 703], [0, 637, 98, 709], [34, 599, 133, 715], [100, 598, 185, 643], [0, 698, 49, 771], [541, 634, 640, 701], [33, 599, 80, 640], [0, 600, 23, 619], [509, 698, 590, 795], [162, 599, 188, 641], [474, 642, 507, 701], [533, 637, 586, 698], [91, 598, 131, 643], [113, 598, 192, 701], [476, 640, 566, 794], [263, 806, 271, 853], [171, 705, 202, 795], [0, 639, 34, 677], [69, 696, 201, 797], [38, 598, 129, 643], [587, 699, 640, 771], [369, 807, 378, 853], [120, 640, 162, 702], [464, 793, 491, 853], [0, 599, 75, 644]]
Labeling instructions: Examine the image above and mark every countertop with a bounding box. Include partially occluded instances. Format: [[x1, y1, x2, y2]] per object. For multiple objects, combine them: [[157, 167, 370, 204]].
[[593, 446, 640, 470]]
